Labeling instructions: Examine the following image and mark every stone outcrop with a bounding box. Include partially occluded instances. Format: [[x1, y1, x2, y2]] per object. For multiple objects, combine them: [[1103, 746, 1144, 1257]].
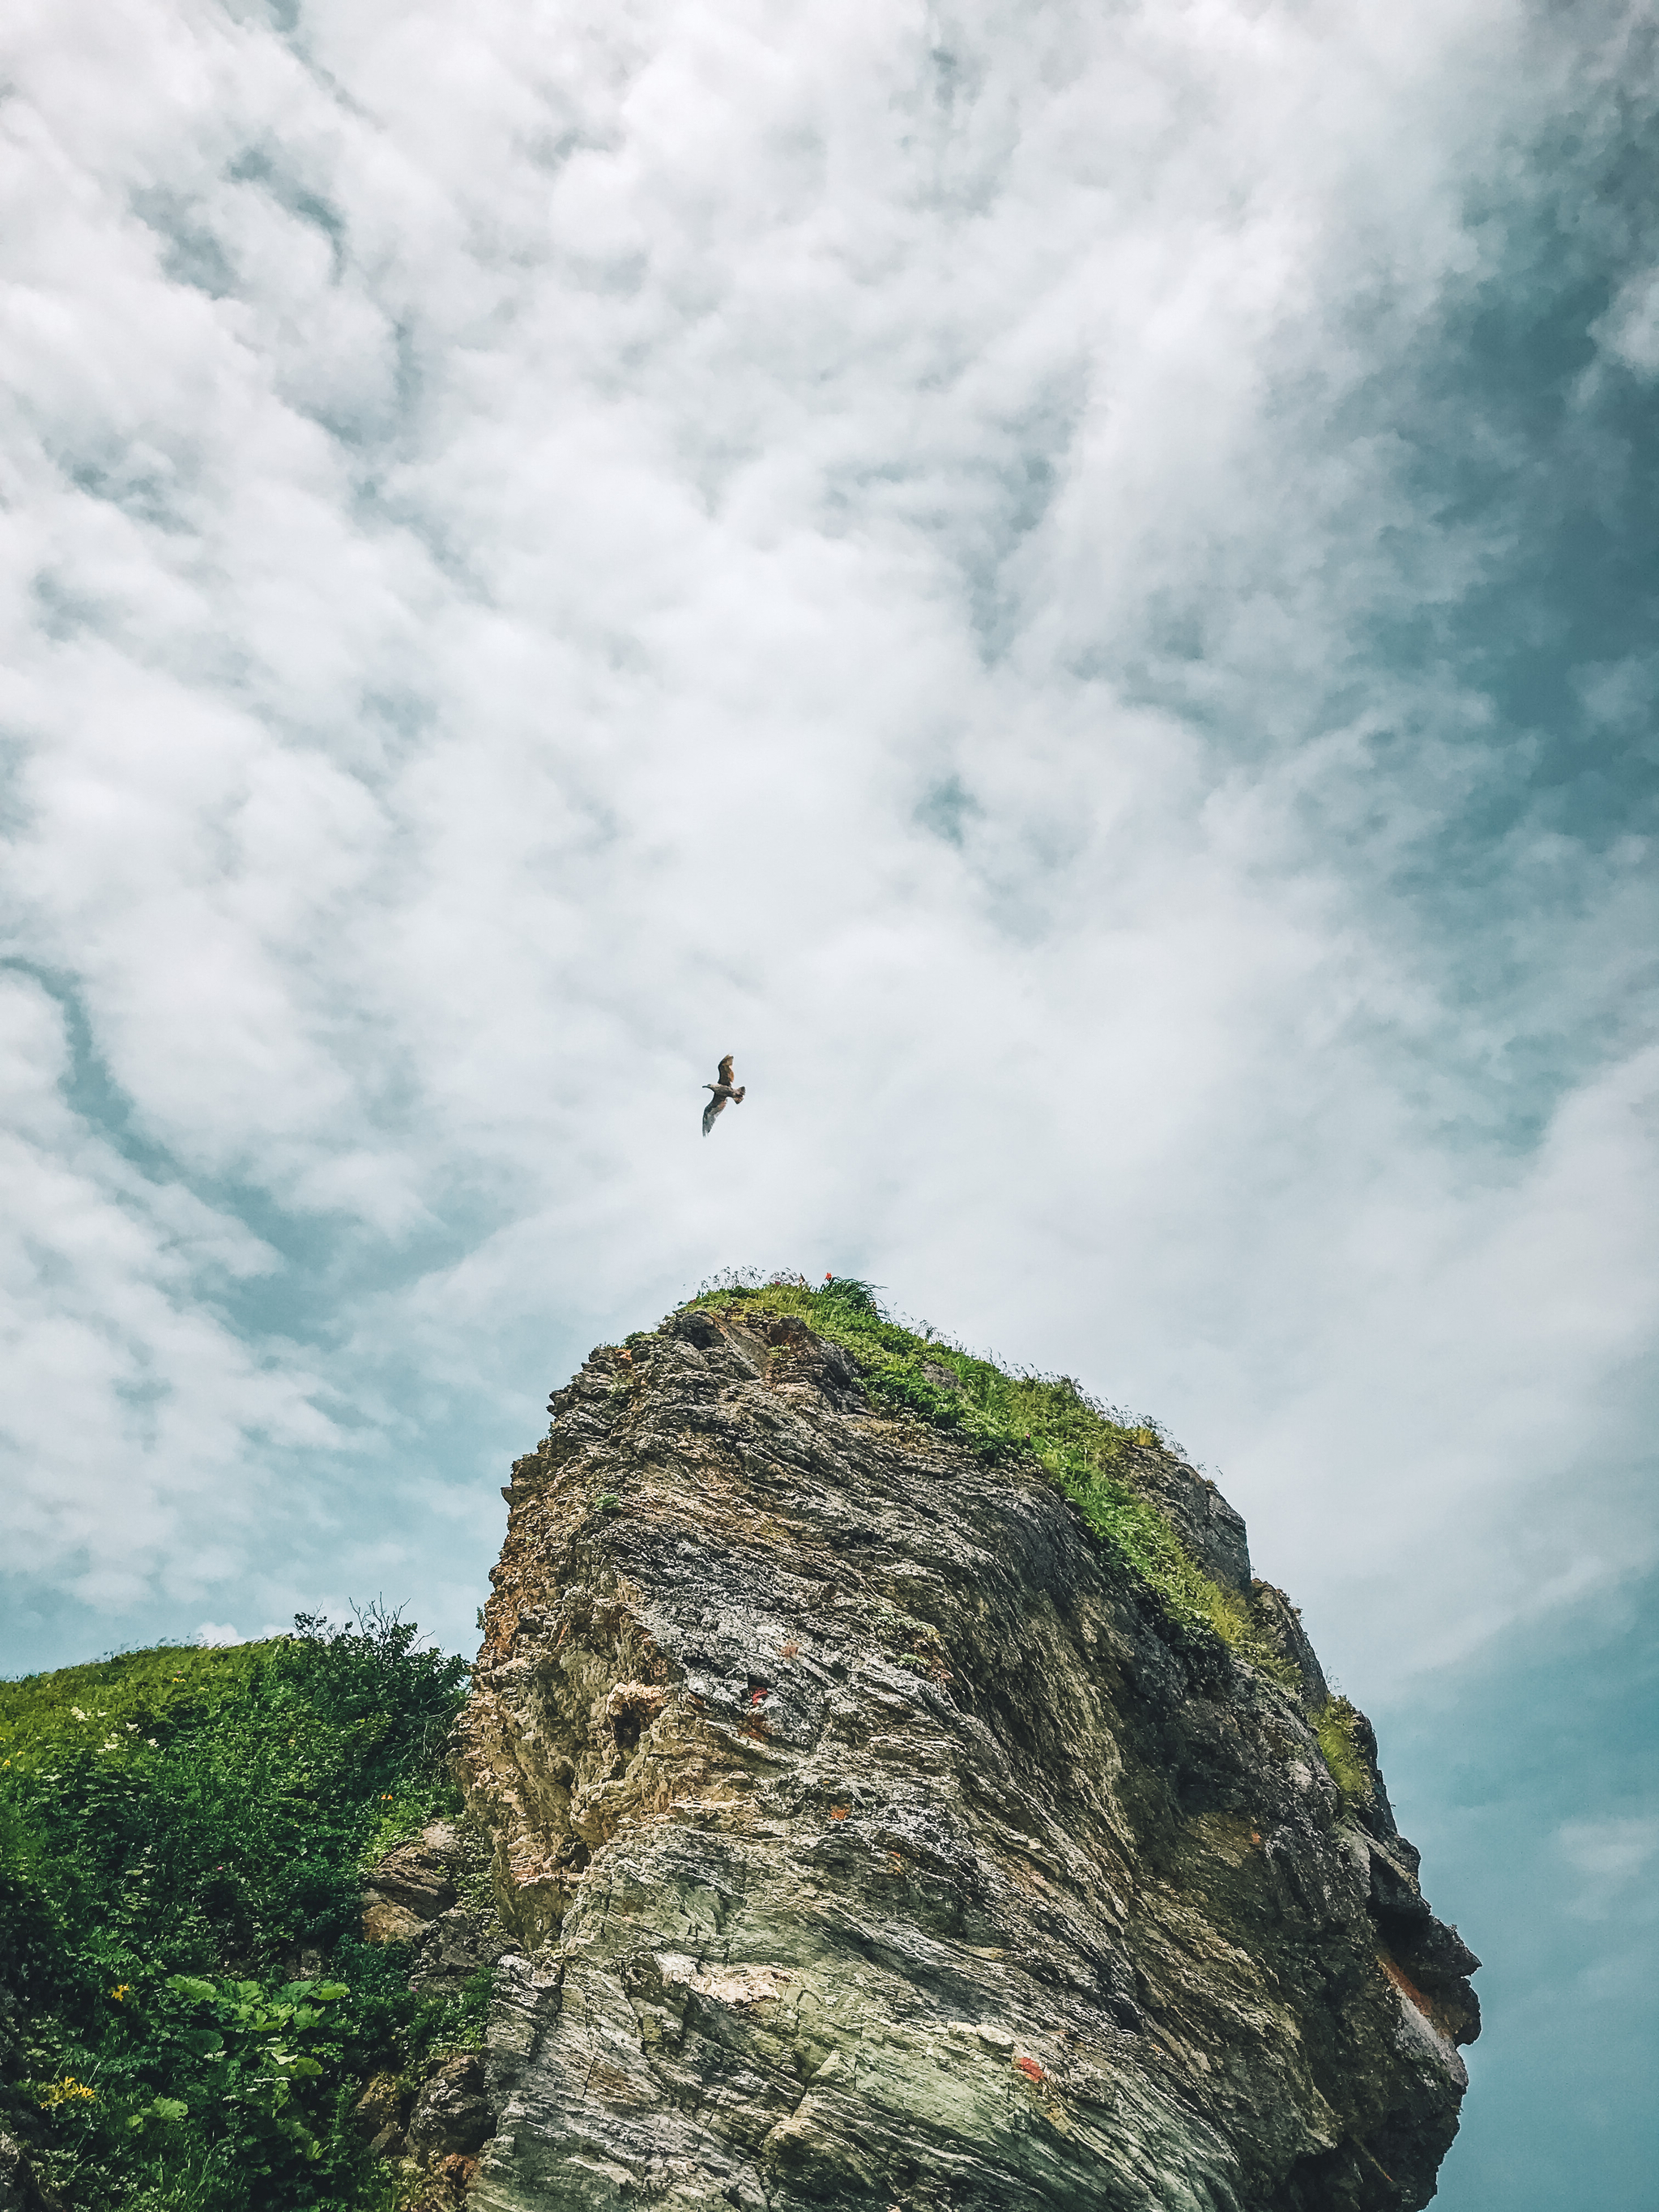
[[454, 1302, 1478, 2211], [361, 1818, 514, 2001], [0, 2132, 62, 2212], [362, 1822, 463, 1946], [357, 1818, 514, 2203]]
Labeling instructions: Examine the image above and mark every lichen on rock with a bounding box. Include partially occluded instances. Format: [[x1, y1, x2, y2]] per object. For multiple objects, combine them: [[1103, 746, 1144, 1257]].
[[454, 1291, 1478, 2210]]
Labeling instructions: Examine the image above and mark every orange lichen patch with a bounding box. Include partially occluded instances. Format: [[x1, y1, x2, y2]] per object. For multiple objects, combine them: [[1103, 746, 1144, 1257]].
[[1013, 2054, 1044, 2083], [830, 1806, 849, 1820], [585, 2058, 651, 2104], [436, 2153, 480, 2201], [1379, 1954, 1459, 2044], [604, 1682, 669, 1726], [1380, 1954, 1430, 2010]]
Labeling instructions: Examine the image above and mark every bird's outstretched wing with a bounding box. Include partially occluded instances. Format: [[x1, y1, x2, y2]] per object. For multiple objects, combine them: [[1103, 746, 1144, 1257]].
[[716, 1055, 736, 1086], [702, 1093, 724, 1136]]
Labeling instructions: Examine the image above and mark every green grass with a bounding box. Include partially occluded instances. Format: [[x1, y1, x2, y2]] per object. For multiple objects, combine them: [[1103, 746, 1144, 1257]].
[[686, 1273, 1292, 1683], [1313, 1696, 1374, 1803], [0, 1613, 473, 2211], [0, 1639, 275, 1773]]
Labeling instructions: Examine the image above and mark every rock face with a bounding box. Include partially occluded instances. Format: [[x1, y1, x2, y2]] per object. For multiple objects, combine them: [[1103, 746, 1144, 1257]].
[[0, 2131, 62, 2212], [455, 1303, 1478, 2212]]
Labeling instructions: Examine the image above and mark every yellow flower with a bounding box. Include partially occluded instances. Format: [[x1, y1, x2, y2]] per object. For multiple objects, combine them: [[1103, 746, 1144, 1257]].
[[39, 2077, 96, 2108], [110, 1985, 129, 2001]]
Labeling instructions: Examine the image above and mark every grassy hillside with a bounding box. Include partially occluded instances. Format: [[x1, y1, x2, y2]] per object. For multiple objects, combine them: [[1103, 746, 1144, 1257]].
[[0, 1613, 474, 2211]]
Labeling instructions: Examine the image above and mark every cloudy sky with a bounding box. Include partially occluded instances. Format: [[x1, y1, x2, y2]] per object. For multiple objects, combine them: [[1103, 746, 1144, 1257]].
[[2, 0, 1654, 2200]]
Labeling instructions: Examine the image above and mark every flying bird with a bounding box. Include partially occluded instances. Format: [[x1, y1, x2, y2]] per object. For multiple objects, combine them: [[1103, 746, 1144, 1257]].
[[702, 1054, 746, 1136]]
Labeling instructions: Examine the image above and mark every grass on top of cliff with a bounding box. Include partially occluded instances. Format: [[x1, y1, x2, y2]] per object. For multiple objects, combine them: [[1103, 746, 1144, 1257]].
[[684, 1274, 1290, 1682]]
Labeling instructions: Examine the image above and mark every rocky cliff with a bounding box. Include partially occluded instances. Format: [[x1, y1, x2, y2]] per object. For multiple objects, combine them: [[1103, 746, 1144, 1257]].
[[454, 1288, 1478, 2212]]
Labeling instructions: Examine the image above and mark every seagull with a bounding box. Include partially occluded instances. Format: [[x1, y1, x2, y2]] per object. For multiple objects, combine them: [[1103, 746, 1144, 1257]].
[[702, 1054, 746, 1136]]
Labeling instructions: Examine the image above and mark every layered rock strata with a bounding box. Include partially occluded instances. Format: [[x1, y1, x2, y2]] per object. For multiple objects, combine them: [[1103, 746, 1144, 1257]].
[[455, 1303, 1478, 2211]]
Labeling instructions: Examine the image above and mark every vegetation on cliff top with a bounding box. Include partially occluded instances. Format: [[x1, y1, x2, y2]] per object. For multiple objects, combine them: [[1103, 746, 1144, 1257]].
[[1312, 1696, 1375, 1804], [0, 1613, 473, 2211], [684, 1272, 1294, 1685]]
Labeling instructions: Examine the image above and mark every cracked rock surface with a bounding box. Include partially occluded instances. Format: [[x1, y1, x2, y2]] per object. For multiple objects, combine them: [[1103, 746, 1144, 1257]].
[[455, 1305, 1478, 2211]]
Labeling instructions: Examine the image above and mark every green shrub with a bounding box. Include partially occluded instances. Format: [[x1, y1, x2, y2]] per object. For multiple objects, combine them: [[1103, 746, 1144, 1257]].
[[0, 1612, 473, 2210]]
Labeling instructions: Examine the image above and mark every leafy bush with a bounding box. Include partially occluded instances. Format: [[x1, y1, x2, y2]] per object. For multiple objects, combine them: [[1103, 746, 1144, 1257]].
[[690, 1272, 1291, 1681], [0, 1612, 474, 2210]]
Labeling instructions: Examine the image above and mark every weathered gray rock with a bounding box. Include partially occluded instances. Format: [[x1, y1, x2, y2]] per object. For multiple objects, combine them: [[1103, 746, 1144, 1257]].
[[408, 2052, 493, 2156], [1247, 1584, 1330, 1715], [352, 2070, 408, 2158], [1122, 1444, 1253, 1596], [455, 1303, 1478, 2211], [361, 1817, 514, 1988], [0, 2132, 62, 2212], [362, 1821, 462, 1944]]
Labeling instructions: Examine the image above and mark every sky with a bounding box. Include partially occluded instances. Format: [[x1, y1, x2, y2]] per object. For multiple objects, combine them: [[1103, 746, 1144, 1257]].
[[1, 0, 1655, 2201]]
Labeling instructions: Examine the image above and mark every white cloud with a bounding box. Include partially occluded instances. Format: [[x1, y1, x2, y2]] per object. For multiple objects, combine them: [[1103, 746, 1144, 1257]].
[[193, 1619, 244, 1647], [0, 0, 1653, 1694], [0, 970, 336, 1610], [1595, 268, 1659, 377], [1557, 1813, 1659, 1920]]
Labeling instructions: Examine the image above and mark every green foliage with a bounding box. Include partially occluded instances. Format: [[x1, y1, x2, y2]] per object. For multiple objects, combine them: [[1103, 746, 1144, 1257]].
[[0, 1639, 273, 1771], [0, 1612, 474, 2210], [689, 1272, 1290, 1681], [449, 1963, 497, 2050], [123, 1974, 351, 2171], [1314, 1697, 1374, 1802]]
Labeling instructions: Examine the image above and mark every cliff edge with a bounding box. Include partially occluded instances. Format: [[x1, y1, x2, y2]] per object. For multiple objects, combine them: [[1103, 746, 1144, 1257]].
[[455, 1285, 1478, 2211]]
